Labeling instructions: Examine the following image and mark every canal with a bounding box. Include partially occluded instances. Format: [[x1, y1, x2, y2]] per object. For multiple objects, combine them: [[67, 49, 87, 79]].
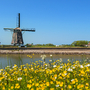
[[0, 54, 90, 69]]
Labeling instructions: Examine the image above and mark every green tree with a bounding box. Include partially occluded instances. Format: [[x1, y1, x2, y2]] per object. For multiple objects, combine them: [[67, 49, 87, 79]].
[[71, 40, 89, 46]]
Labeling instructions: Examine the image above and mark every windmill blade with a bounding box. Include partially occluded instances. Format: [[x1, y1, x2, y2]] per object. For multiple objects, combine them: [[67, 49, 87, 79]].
[[18, 13, 20, 27], [21, 29, 35, 32], [4, 28, 14, 31]]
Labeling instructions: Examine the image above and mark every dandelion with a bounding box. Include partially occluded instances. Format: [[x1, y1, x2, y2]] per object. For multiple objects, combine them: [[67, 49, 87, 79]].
[[50, 88, 54, 90], [15, 83, 20, 89], [68, 85, 72, 89], [59, 82, 63, 87], [11, 86, 14, 89], [35, 83, 39, 87], [71, 79, 75, 84], [46, 82, 49, 86], [27, 84, 32, 89], [2, 86, 5, 90], [86, 83, 89, 86]]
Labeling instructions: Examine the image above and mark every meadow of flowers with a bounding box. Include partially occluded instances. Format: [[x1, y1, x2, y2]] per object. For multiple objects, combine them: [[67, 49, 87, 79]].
[[0, 54, 90, 90]]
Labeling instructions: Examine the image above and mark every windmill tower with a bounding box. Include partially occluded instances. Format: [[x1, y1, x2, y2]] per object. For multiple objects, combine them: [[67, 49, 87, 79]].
[[4, 13, 35, 46]]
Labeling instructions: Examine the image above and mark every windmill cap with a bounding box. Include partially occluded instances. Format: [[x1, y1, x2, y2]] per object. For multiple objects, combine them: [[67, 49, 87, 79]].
[[14, 27, 21, 31]]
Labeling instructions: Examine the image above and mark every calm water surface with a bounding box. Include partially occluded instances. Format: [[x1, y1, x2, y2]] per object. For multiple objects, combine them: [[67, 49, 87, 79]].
[[0, 54, 90, 68]]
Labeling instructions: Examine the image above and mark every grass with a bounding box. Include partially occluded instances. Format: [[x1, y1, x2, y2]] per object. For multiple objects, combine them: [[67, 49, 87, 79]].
[[0, 45, 88, 48], [0, 54, 90, 90]]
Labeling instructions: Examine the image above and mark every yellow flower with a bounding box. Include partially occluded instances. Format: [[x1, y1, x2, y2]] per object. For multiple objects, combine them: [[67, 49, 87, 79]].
[[75, 78, 78, 82], [77, 85, 81, 89], [50, 88, 54, 90], [59, 82, 63, 87], [40, 84, 43, 87], [50, 70, 52, 74], [71, 79, 75, 84], [85, 86, 88, 89], [28, 80, 32, 83], [59, 76, 62, 79], [27, 84, 32, 89], [35, 83, 39, 87], [11, 86, 14, 89], [56, 81, 60, 84], [15, 83, 20, 89], [54, 74, 57, 78], [68, 85, 72, 89], [61, 88, 63, 90], [31, 88, 34, 90], [46, 82, 49, 86], [32, 83, 34, 86], [81, 84, 84, 88], [2, 86, 5, 90], [86, 83, 89, 86], [50, 81, 54, 84], [80, 70, 85, 75]]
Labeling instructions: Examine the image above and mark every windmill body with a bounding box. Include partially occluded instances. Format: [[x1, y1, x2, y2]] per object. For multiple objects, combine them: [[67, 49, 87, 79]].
[[4, 13, 35, 46], [11, 28, 23, 45]]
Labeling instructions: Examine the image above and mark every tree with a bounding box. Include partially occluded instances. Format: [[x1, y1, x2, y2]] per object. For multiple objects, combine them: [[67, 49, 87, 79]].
[[71, 40, 89, 46]]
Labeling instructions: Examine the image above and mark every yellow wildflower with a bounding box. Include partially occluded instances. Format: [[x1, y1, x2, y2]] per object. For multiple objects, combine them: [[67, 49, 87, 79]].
[[50, 81, 54, 84], [50, 88, 54, 90], [59, 82, 63, 87], [15, 83, 20, 89], [68, 85, 72, 89], [35, 83, 39, 87], [2, 86, 5, 90], [27, 84, 32, 89], [46, 82, 49, 86], [11, 86, 14, 89]]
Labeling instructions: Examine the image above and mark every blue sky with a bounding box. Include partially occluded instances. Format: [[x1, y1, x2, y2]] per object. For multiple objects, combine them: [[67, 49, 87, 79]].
[[0, 0, 90, 45]]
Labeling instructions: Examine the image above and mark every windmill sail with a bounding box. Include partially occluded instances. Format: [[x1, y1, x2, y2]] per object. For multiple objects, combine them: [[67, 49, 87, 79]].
[[18, 13, 20, 27]]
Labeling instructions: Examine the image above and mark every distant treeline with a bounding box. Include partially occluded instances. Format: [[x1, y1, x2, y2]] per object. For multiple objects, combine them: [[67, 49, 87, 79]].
[[25, 43, 55, 47], [26, 40, 90, 47], [0, 40, 90, 47]]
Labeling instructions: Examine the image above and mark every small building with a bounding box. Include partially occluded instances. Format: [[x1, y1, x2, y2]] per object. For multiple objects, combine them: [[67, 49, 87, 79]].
[[87, 42, 90, 47]]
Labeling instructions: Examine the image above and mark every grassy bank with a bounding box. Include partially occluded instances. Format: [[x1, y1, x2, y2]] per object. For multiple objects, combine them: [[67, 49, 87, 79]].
[[0, 45, 88, 48], [0, 55, 90, 90]]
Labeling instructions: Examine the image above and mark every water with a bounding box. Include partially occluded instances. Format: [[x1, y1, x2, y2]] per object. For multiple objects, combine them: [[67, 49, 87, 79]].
[[0, 54, 90, 69]]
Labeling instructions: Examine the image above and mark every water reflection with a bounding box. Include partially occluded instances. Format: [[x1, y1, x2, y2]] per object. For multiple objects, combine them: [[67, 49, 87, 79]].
[[0, 54, 90, 69]]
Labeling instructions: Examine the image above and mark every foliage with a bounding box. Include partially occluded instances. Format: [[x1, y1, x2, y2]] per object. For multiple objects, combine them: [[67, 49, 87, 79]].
[[35, 43, 55, 46], [71, 40, 89, 46], [25, 44, 32, 47], [46, 43, 55, 46]]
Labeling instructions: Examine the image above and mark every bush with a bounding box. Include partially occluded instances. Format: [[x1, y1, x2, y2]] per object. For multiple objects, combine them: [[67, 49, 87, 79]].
[[71, 40, 89, 46], [46, 43, 55, 46]]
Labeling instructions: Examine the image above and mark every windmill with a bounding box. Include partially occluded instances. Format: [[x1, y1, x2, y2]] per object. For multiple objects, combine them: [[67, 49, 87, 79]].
[[4, 13, 35, 46]]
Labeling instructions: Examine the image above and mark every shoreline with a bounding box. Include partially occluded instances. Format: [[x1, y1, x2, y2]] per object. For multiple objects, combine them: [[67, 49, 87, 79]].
[[1, 49, 90, 54]]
